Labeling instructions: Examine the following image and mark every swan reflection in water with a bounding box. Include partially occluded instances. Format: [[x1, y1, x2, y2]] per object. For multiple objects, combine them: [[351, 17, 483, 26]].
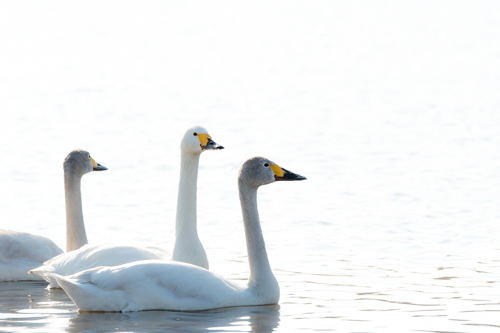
[[67, 304, 280, 333], [0, 282, 74, 332], [0, 282, 279, 332]]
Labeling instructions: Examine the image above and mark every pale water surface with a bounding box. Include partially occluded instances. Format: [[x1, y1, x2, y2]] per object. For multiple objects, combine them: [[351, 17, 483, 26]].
[[1, 1, 500, 332]]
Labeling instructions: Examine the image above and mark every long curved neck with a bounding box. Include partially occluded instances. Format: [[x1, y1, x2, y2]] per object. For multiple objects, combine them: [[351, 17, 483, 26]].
[[172, 151, 207, 268], [238, 181, 276, 288], [64, 172, 88, 252], [175, 151, 200, 238]]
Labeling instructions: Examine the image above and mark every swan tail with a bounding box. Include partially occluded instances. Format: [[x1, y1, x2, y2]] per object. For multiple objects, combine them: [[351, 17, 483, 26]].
[[46, 273, 87, 305], [44, 272, 127, 312], [28, 265, 60, 288]]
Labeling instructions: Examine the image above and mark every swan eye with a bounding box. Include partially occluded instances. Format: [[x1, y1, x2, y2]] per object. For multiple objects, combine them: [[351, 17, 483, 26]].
[[193, 132, 198, 136], [264, 163, 269, 167]]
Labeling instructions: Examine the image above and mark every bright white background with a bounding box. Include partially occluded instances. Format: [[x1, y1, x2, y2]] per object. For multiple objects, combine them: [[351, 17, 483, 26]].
[[1, 1, 499, 332]]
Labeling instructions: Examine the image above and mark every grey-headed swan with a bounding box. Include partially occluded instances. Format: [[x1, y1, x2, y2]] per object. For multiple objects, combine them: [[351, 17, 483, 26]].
[[0, 150, 106, 281], [44, 156, 305, 312]]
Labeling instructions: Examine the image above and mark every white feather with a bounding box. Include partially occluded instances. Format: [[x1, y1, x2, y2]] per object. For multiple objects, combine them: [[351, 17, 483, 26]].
[[0, 229, 63, 281], [31, 127, 223, 287], [43, 157, 304, 312]]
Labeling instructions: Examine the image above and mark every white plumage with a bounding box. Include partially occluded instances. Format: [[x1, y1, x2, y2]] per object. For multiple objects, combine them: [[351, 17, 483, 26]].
[[0, 230, 63, 281], [45, 156, 306, 312], [31, 127, 223, 287]]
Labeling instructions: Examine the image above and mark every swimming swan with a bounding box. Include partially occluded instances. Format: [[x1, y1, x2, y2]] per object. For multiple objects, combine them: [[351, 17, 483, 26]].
[[44, 156, 306, 312], [0, 150, 106, 281], [0, 230, 63, 281], [31, 127, 222, 287]]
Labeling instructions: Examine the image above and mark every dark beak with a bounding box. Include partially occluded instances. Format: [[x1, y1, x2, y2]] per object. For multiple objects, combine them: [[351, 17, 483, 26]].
[[274, 168, 306, 181], [93, 163, 108, 171], [201, 137, 224, 150]]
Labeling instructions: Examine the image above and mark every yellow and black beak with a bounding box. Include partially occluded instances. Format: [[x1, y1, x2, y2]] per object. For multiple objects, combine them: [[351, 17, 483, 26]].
[[271, 164, 306, 181], [90, 157, 108, 171], [197, 133, 224, 150]]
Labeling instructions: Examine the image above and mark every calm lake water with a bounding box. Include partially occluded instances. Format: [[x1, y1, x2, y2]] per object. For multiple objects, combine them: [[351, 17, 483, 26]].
[[1, 1, 500, 332]]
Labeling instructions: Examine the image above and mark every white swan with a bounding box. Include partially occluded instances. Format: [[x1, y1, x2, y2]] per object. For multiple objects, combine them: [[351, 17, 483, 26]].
[[0, 150, 106, 282], [31, 126, 222, 287], [44, 156, 306, 312], [0, 230, 63, 281], [172, 125, 223, 269]]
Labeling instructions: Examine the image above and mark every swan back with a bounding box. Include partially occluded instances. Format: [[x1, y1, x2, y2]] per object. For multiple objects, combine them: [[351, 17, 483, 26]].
[[0, 230, 63, 281], [30, 243, 170, 288], [48, 260, 245, 312]]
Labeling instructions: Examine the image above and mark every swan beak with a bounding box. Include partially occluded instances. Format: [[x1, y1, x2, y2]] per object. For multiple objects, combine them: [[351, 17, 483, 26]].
[[198, 134, 224, 150], [90, 157, 108, 171], [272, 164, 306, 181]]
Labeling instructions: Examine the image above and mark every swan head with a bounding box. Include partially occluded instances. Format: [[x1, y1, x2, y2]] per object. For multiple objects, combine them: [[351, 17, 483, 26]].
[[63, 150, 107, 177], [238, 156, 306, 188], [180, 125, 224, 154]]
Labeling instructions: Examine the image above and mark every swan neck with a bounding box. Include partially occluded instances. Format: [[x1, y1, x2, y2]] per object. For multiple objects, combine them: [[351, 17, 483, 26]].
[[64, 172, 88, 252], [175, 152, 200, 236], [172, 151, 208, 268], [239, 180, 275, 286]]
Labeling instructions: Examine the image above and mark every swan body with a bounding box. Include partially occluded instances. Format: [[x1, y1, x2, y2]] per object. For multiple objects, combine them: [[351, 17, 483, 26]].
[[45, 156, 305, 312], [32, 128, 223, 287], [51, 260, 250, 312], [0, 230, 63, 281]]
